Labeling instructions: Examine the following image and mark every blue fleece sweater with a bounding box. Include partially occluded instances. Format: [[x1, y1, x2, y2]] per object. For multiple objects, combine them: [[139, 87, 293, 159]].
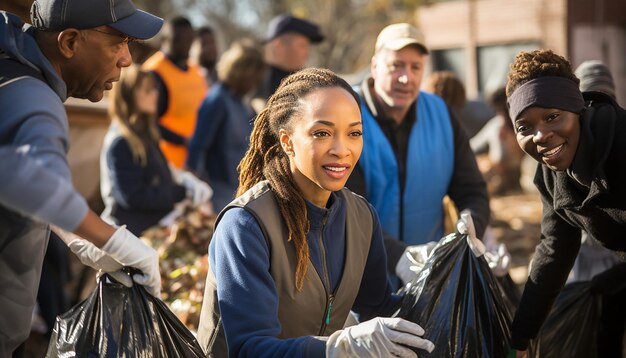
[[210, 191, 400, 357], [0, 12, 87, 231], [100, 125, 187, 235]]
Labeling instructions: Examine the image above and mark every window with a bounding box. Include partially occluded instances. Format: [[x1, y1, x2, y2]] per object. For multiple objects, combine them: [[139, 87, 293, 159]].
[[477, 42, 539, 97], [431, 48, 466, 82]]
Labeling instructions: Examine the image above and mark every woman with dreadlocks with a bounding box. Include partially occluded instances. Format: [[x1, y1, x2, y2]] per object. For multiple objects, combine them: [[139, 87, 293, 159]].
[[506, 49, 626, 355], [197, 68, 435, 357]]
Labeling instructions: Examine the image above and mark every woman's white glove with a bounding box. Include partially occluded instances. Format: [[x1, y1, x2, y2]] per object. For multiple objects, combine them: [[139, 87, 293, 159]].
[[326, 317, 435, 358], [177, 171, 213, 205], [395, 242, 438, 285], [99, 226, 161, 297], [68, 239, 133, 287]]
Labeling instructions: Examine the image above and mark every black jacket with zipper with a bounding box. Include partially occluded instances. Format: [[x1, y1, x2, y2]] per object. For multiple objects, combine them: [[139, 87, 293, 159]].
[[511, 92, 626, 349]]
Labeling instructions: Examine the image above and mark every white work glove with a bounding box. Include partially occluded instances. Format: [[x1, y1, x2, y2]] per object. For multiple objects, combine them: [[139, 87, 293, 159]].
[[395, 241, 438, 285], [326, 317, 435, 358], [177, 171, 213, 205], [456, 210, 486, 257], [100, 226, 161, 297], [68, 239, 133, 287], [456, 210, 477, 239], [484, 243, 511, 277]]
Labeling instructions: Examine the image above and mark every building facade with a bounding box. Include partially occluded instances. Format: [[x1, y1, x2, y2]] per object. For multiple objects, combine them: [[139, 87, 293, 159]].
[[418, 0, 625, 105]]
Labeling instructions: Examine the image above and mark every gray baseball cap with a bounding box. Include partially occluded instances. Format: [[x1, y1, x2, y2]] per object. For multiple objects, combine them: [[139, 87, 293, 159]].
[[30, 0, 163, 40]]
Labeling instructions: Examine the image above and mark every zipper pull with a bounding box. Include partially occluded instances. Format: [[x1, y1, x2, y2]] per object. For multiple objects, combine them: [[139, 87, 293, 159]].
[[325, 301, 332, 325], [325, 295, 334, 325]]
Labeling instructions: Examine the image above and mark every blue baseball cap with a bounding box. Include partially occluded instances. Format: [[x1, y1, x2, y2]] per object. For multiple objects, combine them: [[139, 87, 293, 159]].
[[266, 14, 324, 43], [30, 0, 163, 40]]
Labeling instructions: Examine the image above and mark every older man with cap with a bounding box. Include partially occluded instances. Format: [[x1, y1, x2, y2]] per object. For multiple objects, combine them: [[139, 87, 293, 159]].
[[0, 0, 162, 355], [255, 14, 324, 103], [346, 23, 489, 288]]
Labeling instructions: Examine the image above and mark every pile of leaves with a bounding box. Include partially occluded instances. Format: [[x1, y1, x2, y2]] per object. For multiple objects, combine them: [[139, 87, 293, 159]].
[[141, 203, 216, 332]]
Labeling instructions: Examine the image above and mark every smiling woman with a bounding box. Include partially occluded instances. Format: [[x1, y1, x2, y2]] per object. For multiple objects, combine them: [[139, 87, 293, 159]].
[[505, 49, 626, 354], [279, 86, 363, 207], [196, 68, 435, 358]]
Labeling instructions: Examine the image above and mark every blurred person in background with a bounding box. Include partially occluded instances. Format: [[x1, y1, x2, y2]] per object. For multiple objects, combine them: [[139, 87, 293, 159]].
[[506, 49, 626, 357], [186, 41, 265, 212], [252, 14, 324, 110], [101, 64, 213, 236], [471, 87, 525, 194], [143, 16, 208, 168], [194, 25, 219, 86], [423, 70, 467, 124], [346, 23, 489, 288], [0, 1, 163, 355], [424, 70, 497, 145], [575, 60, 616, 101], [197, 67, 434, 358], [567, 60, 621, 281], [563, 59, 625, 357]]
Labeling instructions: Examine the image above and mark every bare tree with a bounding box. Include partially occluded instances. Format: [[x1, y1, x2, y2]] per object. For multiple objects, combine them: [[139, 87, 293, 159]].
[[132, 0, 423, 75]]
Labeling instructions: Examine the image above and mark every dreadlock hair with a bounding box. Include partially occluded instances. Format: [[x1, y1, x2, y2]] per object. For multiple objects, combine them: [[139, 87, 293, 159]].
[[237, 68, 360, 291], [108, 64, 160, 166], [506, 49, 579, 97]]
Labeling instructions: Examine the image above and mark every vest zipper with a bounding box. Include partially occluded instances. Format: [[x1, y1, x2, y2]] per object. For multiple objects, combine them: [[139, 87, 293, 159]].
[[317, 212, 333, 336], [323, 294, 335, 330]]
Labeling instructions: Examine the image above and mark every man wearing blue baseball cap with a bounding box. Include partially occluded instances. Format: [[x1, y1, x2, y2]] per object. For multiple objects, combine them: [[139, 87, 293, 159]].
[[0, 0, 163, 355]]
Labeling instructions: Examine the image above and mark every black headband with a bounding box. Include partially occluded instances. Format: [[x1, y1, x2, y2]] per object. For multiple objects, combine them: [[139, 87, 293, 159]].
[[507, 76, 585, 121]]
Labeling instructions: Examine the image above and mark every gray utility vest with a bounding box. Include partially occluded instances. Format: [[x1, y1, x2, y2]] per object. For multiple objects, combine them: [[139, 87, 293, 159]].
[[197, 181, 374, 357]]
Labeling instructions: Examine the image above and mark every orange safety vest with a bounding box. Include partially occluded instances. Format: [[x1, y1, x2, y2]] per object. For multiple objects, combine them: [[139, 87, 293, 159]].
[[143, 51, 208, 168]]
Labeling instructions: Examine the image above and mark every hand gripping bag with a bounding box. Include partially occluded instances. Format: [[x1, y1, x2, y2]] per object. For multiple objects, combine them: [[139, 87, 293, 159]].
[[46, 274, 205, 357]]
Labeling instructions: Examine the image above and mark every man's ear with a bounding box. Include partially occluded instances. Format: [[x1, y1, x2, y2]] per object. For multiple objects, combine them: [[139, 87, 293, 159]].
[[57, 29, 82, 59], [370, 54, 378, 80]]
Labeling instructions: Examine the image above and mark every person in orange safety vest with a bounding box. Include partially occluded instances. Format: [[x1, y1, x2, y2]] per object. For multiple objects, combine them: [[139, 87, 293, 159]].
[[143, 16, 208, 168]]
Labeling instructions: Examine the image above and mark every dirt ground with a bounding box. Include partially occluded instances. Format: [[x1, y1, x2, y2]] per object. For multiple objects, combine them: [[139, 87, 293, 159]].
[[489, 190, 542, 285]]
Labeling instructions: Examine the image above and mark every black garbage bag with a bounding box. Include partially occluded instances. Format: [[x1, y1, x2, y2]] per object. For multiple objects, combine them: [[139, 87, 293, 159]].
[[395, 232, 513, 357], [46, 274, 205, 357], [497, 273, 521, 315], [529, 282, 602, 358]]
